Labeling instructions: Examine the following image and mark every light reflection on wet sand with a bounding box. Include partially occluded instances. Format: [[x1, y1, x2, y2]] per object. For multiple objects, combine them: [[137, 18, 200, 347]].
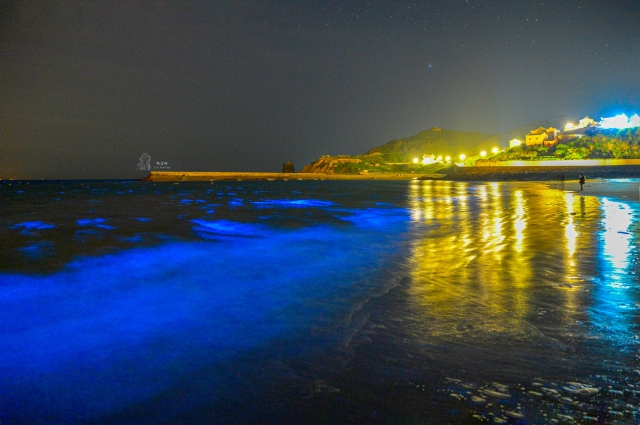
[[404, 181, 638, 362], [396, 180, 640, 422]]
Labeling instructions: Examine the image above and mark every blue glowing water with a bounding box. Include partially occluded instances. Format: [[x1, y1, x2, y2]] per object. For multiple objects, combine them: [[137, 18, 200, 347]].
[[1, 180, 640, 424]]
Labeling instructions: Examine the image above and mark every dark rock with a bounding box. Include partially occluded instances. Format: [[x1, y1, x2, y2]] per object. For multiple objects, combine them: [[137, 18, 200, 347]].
[[282, 162, 295, 173]]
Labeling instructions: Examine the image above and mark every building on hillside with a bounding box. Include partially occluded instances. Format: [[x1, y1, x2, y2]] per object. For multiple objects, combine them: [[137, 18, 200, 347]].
[[525, 132, 547, 146], [564, 117, 598, 132], [525, 127, 559, 147], [509, 139, 523, 148], [546, 127, 559, 140]]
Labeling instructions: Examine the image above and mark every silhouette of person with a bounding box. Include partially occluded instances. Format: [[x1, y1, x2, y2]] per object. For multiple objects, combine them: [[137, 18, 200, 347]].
[[579, 174, 585, 191], [137, 153, 151, 171]]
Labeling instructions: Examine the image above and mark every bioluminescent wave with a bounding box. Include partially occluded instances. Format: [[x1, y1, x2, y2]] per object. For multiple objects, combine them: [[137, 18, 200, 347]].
[[0, 181, 412, 423], [11, 221, 56, 230], [252, 199, 335, 208]]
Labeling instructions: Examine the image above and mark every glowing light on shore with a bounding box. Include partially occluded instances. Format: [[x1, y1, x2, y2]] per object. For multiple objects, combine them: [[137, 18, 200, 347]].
[[492, 147, 499, 154], [445, 156, 451, 162], [413, 158, 419, 163], [509, 139, 522, 148], [600, 113, 640, 130], [459, 154, 466, 161], [480, 151, 486, 157]]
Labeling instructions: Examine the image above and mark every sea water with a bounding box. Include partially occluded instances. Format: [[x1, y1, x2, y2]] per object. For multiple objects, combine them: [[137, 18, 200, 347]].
[[1, 180, 639, 424]]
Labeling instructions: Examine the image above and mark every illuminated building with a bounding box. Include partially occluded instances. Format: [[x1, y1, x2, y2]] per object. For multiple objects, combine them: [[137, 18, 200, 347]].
[[564, 116, 598, 131], [525, 127, 559, 147]]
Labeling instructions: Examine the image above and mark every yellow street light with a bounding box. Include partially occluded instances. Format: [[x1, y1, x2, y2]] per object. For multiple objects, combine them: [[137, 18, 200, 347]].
[[480, 151, 487, 157], [413, 157, 419, 163], [492, 147, 499, 154], [459, 154, 466, 161], [445, 156, 451, 162]]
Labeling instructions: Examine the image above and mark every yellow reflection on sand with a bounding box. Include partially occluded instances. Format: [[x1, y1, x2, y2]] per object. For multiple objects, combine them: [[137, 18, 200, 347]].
[[564, 192, 578, 257], [405, 181, 602, 339]]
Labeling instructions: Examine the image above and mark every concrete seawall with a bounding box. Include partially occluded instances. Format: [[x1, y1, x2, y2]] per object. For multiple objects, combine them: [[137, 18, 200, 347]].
[[449, 165, 640, 181], [475, 159, 640, 167]]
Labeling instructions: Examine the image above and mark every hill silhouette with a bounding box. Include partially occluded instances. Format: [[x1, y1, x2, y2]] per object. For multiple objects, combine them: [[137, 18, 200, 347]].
[[300, 121, 585, 174]]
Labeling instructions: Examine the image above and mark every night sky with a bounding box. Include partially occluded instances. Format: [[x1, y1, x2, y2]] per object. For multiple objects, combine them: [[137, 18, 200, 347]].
[[1, 1, 639, 179]]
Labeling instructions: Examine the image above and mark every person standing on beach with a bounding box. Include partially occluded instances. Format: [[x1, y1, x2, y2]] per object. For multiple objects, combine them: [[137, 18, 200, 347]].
[[579, 174, 586, 191]]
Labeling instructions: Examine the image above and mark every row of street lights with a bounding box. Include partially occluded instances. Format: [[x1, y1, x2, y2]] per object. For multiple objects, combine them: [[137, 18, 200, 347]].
[[478, 147, 501, 158], [413, 147, 501, 164]]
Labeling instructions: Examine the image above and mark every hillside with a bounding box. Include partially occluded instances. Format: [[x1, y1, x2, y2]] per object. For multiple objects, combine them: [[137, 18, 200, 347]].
[[300, 124, 640, 175], [365, 128, 500, 157], [301, 128, 502, 174]]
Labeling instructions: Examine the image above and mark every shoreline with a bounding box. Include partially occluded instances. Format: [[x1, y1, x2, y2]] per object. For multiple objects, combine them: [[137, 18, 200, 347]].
[[144, 170, 640, 206], [146, 165, 640, 183], [545, 179, 640, 204]]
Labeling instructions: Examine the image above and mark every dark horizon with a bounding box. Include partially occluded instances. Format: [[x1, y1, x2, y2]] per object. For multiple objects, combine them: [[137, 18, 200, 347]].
[[1, 0, 639, 179]]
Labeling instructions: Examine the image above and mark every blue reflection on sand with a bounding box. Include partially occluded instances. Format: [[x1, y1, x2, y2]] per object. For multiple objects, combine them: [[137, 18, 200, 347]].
[[601, 198, 634, 273], [591, 198, 637, 338]]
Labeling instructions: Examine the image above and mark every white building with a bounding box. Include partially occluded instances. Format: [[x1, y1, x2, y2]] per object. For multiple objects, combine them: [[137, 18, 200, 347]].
[[564, 117, 598, 132]]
